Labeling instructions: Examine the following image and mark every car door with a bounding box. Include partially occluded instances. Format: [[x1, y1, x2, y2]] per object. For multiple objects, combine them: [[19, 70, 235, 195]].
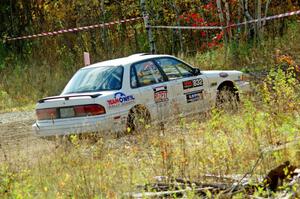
[[130, 60, 173, 122], [154, 57, 209, 116]]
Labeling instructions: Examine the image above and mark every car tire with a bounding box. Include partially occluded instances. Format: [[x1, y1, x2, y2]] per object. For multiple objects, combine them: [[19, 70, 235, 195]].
[[127, 106, 151, 133], [216, 86, 239, 111]]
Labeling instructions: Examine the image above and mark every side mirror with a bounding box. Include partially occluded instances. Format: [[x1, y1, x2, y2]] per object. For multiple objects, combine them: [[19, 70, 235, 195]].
[[193, 68, 201, 76]]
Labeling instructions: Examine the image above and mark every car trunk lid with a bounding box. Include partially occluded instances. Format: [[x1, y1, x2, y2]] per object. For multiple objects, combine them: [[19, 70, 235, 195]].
[[35, 91, 114, 120]]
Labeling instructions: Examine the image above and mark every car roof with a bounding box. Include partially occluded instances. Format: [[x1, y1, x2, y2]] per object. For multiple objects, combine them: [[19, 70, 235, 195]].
[[84, 54, 174, 69]]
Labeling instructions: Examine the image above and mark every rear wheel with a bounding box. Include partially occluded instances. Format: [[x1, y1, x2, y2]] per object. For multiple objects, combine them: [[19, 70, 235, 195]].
[[216, 86, 239, 111], [127, 106, 151, 133]]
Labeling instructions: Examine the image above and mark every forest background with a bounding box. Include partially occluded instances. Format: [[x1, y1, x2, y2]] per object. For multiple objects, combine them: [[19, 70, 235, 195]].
[[0, 0, 300, 110]]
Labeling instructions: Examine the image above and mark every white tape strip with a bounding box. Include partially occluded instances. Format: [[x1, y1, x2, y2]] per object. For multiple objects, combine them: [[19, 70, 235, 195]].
[[6, 17, 143, 41], [228, 10, 300, 28], [148, 10, 300, 30], [146, 25, 223, 30], [5, 10, 300, 41]]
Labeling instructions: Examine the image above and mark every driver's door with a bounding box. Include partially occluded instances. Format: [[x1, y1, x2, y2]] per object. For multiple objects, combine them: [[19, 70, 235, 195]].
[[154, 57, 209, 116], [130, 60, 172, 122]]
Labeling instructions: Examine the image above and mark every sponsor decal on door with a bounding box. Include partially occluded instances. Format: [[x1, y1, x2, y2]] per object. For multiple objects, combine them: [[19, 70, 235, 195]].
[[185, 90, 204, 103], [153, 86, 168, 103], [182, 78, 203, 90]]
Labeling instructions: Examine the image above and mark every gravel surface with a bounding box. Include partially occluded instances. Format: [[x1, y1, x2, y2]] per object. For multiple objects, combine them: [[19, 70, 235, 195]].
[[0, 110, 54, 162], [0, 111, 35, 124]]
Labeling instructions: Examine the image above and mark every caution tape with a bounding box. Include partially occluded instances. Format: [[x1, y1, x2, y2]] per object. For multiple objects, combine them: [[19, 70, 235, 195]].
[[146, 25, 223, 30], [227, 10, 300, 28], [5, 10, 300, 41], [6, 17, 143, 41], [148, 10, 300, 30]]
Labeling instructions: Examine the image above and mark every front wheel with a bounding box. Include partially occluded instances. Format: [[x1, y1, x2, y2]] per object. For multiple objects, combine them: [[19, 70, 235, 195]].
[[216, 86, 239, 111]]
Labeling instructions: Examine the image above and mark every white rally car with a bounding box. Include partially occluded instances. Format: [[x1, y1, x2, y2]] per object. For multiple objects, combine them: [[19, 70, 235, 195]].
[[32, 53, 250, 136]]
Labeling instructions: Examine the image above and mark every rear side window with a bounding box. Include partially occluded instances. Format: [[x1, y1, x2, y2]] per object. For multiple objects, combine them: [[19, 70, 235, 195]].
[[131, 60, 164, 87], [62, 66, 123, 94], [155, 58, 194, 80]]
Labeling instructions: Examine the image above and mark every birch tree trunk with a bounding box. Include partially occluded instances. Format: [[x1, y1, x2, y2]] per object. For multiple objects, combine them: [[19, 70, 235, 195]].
[[263, 0, 272, 26], [244, 0, 254, 21], [99, 0, 109, 57], [141, 0, 156, 54], [223, 0, 232, 39], [216, 0, 225, 26], [240, 0, 255, 40], [168, 1, 183, 53], [256, 0, 262, 39], [237, 0, 241, 38], [216, 0, 228, 63]]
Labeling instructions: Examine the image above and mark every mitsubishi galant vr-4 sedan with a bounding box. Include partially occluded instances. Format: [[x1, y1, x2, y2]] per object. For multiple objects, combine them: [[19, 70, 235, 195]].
[[33, 53, 251, 137]]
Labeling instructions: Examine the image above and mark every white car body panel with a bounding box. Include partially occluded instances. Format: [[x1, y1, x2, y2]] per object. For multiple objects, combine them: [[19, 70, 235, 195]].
[[32, 54, 251, 137]]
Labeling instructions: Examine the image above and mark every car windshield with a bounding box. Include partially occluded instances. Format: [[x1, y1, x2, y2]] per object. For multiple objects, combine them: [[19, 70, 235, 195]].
[[62, 66, 123, 94]]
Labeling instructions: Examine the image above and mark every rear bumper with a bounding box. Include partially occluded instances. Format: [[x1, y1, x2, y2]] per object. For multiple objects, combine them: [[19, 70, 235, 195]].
[[32, 114, 127, 137]]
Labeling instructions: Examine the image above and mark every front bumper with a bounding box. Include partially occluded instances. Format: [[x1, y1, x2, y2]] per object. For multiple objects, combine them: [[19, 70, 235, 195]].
[[235, 81, 252, 94], [32, 114, 127, 137]]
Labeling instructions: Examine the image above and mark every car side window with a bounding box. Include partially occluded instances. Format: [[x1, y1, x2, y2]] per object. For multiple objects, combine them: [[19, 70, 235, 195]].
[[132, 60, 164, 87], [155, 58, 194, 80]]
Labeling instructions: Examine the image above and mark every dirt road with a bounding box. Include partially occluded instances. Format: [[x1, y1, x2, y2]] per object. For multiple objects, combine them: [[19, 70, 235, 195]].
[[0, 111, 53, 162]]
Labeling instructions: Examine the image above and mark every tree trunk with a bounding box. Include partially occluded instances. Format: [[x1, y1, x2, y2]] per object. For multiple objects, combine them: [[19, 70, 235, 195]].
[[216, 0, 225, 26], [243, 0, 254, 21], [168, 1, 183, 54], [256, 0, 262, 39], [216, 0, 228, 64], [223, 0, 232, 39], [263, 0, 272, 26], [140, 0, 156, 54], [99, 0, 109, 58], [240, 0, 255, 40]]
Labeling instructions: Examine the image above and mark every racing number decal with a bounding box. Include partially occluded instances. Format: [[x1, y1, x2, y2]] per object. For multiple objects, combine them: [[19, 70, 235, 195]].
[[182, 78, 203, 90], [193, 78, 203, 87], [153, 86, 168, 103]]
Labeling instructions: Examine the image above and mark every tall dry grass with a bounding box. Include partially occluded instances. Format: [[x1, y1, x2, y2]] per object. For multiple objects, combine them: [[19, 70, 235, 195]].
[[0, 65, 299, 198]]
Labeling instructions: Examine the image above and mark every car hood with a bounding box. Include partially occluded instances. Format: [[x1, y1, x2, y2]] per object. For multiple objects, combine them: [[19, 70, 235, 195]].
[[201, 70, 242, 79], [201, 70, 242, 75]]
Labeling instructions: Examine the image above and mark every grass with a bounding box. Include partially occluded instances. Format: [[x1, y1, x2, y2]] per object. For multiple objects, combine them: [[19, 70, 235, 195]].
[[1, 105, 299, 198], [0, 66, 299, 198]]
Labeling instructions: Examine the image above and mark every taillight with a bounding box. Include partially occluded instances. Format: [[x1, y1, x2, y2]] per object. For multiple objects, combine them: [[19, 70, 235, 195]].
[[36, 108, 57, 120], [36, 104, 105, 120], [74, 104, 106, 117]]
